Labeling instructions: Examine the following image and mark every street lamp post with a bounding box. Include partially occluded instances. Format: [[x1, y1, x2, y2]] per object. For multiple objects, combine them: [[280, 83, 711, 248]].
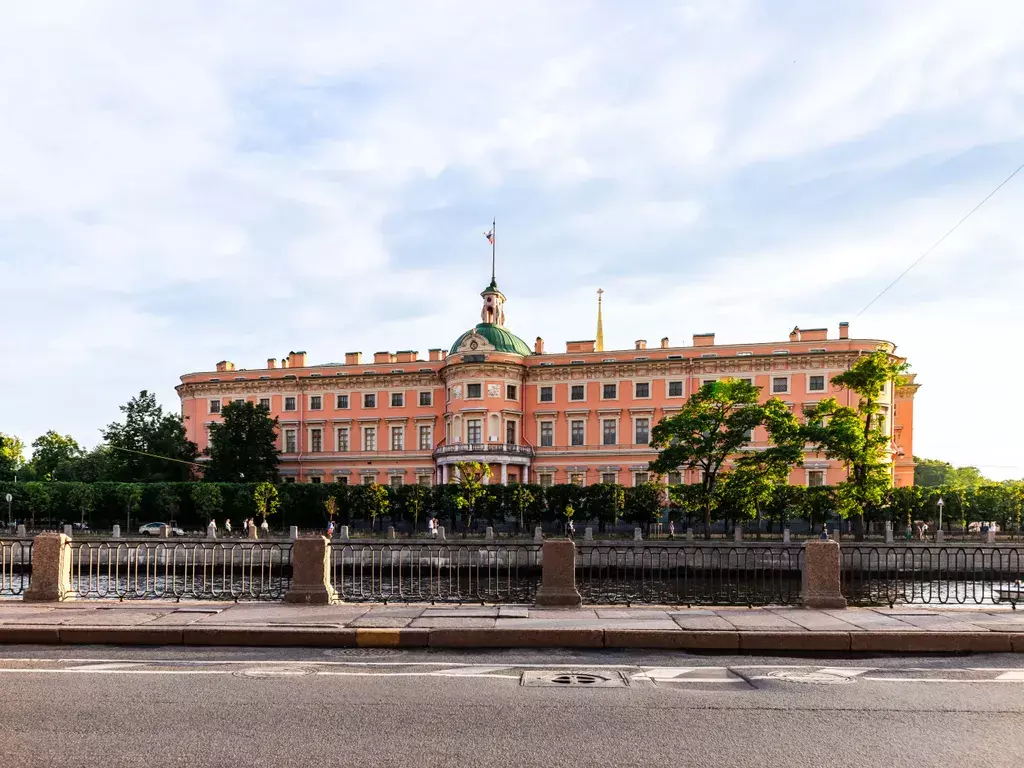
[[937, 497, 945, 539]]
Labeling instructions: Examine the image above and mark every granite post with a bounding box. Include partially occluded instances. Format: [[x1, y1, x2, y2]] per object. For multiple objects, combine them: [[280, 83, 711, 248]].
[[283, 536, 337, 604], [583, 527, 593, 541], [112, 525, 120, 538], [885, 521, 894, 544], [633, 528, 643, 542], [63, 524, 73, 537], [800, 540, 847, 609], [16, 524, 26, 537], [733, 524, 742, 542], [339, 525, 350, 542], [534, 540, 582, 608], [23, 533, 73, 602], [534, 526, 543, 543], [387, 526, 396, 539], [485, 526, 494, 541], [289, 525, 299, 541], [782, 528, 791, 544]]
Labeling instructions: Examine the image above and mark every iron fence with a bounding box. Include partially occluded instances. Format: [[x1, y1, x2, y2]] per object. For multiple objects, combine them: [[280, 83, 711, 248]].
[[331, 544, 542, 603], [575, 545, 804, 606], [841, 546, 1024, 607], [70, 541, 292, 601], [0, 540, 31, 598]]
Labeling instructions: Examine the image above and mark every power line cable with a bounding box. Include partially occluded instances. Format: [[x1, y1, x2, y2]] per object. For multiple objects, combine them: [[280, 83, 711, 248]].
[[855, 159, 1024, 319], [103, 444, 206, 468]]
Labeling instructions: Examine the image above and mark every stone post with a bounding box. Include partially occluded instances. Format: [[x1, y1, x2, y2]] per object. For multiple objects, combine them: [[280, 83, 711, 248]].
[[16, 524, 26, 537], [162, 525, 172, 538], [584, 527, 593, 541], [885, 521, 894, 544], [733, 524, 742, 542], [935, 529, 945, 544], [782, 528, 791, 544], [685, 528, 693, 541], [633, 527, 643, 542], [207, 522, 217, 540], [438, 526, 446, 540], [387, 526, 396, 539], [986, 528, 996, 545], [289, 525, 299, 541], [283, 536, 337, 604], [485, 526, 494, 541], [800, 540, 847, 609], [24, 533, 74, 602], [63, 524, 73, 537], [339, 525, 350, 542], [112, 525, 120, 538], [534, 540, 582, 608], [533, 526, 543, 543], [248, 524, 259, 540]]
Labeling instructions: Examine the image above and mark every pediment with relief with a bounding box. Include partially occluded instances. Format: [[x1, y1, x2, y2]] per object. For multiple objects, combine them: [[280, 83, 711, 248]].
[[455, 332, 496, 354]]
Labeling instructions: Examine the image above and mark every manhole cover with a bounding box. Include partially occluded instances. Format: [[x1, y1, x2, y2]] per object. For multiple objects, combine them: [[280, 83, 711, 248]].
[[233, 667, 315, 679], [325, 648, 400, 658], [521, 670, 628, 688], [766, 670, 854, 685]]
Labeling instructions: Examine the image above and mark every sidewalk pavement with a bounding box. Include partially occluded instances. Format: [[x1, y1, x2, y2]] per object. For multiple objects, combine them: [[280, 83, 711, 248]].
[[2, 602, 1024, 653]]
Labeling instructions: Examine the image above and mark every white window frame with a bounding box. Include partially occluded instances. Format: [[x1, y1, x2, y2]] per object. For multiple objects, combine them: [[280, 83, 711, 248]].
[[466, 383, 483, 400], [336, 427, 350, 452], [506, 384, 518, 400], [362, 426, 377, 451], [258, 397, 271, 410], [569, 383, 587, 402], [336, 393, 350, 409], [601, 418, 617, 446], [634, 417, 650, 445], [390, 425, 404, 451], [601, 382, 618, 401], [284, 428, 297, 454], [308, 394, 323, 411], [467, 419, 483, 444], [633, 471, 650, 486], [538, 385, 554, 403], [771, 375, 791, 395], [390, 392, 405, 408], [570, 419, 586, 447], [538, 473, 554, 487], [419, 391, 432, 407], [539, 420, 554, 447], [666, 380, 684, 398], [363, 392, 377, 409], [209, 399, 221, 414], [807, 374, 827, 393], [634, 380, 652, 399], [806, 469, 826, 487], [418, 424, 432, 450], [284, 396, 297, 412], [601, 472, 617, 485], [309, 427, 323, 453]]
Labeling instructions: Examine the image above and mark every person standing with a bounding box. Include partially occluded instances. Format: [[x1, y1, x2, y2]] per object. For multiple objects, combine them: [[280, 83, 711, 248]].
[[427, 517, 434, 538], [327, 519, 335, 539], [567, 519, 575, 540], [260, 518, 269, 535], [668, 520, 675, 540], [225, 518, 232, 537]]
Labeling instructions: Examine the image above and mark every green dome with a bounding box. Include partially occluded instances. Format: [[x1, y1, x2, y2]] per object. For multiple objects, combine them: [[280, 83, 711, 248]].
[[450, 323, 532, 356]]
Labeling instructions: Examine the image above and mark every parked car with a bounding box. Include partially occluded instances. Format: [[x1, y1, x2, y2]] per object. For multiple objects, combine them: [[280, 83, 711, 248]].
[[138, 522, 185, 537]]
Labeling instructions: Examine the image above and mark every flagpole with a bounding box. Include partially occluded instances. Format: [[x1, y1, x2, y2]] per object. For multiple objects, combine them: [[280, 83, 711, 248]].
[[491, 218, 496, 283]]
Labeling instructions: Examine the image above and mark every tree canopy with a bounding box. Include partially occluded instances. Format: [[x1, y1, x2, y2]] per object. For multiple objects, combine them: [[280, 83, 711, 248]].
[[203, 401, 280, 483], [102, 391, 199, 482], [30, 431, 83, 480]]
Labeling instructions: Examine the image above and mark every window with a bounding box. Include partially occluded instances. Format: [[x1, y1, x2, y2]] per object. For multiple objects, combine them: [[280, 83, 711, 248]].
[[668, 381, 683, 397], [602, 419, 616, 446], [390, 475, 404, 488], [336, 476, 349, 485], [506, 421, 516, 445], [667, 471, 682, 484], [337, 427, 350, 451], [739, 378, 753, 385], [390, 426, 404, 451], [538, 473, 554, 487], [570, 384, 585, 401], [772, 377, 788, 393], [364, 393, 376, 408], [233, 399, 244, 405], [602, 383, 617, 399], [283, 476, 296, 484], [209, 399, 221, 414], [571, 420, 585, 446], [309, 395, 322, 410], [391, 392, 404, 407], [736, 351, 753, 356], [772, 350, 789, 356], [876, 412, 887, 434], [809, 375, 825, 392], [417, 475, 432, 487], [743, 426, 754, 441], [363, 427, 377, 451], [362, 475, 375, 486], [570, 473, 584, 486], [700, 353, 718, 359], [337, 394, 349, 409], [258, 398, 271, 410], [310, 428, 323, 452], [284, 429, 297, 453], [506, 384, 517, 400], [635, 418, 650, 445], [808, 470, 826, 487], [418, 425, 432, 450], [419, 391, 432, 407], [310, 476, 322, 484], [539, 386, 553, 402], [467, 383, 482, 399], [540, 421, 553, 447], [702, 379, 715, 387], [601, 472, 616, 484], [284, 397, 296, 411], [634, 472, 649, 486], [467, 419, 482, 444], [635, 382, 650, 398]]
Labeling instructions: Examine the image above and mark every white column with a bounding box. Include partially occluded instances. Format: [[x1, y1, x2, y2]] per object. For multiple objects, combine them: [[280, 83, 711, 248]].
[[522, 464, 529, 483], [482, 466, 490, 485], [500, 462, 508, 485], [441, 463, 449, 483]]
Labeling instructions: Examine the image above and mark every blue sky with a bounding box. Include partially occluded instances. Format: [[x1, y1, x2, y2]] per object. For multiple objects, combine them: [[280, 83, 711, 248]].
[[1, 1, 1022, 479]]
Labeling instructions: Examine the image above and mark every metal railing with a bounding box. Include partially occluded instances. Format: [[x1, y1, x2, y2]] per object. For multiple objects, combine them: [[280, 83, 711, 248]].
[[841, 546, 1024, 607], [331, 543, 542, 603], [0, 540, 31, 598], [575, 545, 804, 606], [70, 542, 292, 601]]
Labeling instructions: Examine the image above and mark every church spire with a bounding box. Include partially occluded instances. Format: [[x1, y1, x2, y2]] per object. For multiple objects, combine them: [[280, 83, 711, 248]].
[[596, 288, 605, 352]]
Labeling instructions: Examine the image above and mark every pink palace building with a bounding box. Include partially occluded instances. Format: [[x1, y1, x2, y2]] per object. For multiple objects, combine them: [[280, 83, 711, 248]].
[[177, 278, 919, 488]]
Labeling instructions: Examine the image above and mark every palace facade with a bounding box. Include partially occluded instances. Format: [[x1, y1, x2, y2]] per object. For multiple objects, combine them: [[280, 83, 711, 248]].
[[177, 280, 919, 488]]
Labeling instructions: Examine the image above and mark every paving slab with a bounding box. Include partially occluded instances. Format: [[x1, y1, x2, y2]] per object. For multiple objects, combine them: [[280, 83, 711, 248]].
[[421, 607, 499, 618], [888, 614, 991, 632], [527, 609, 599, 620], [710, 610, 804, 631], [409, 617, 497, 628], [357, 606, 427, 618], [669, 614, 736, 631], [765, 608, 866, 632], [348, 616, 416, 628], [194, 605, 370, 625], [821, 609, 921, 631], [142, 612, 215, 627], [496, 618, 681, 630], [498, 606, 529, 619], [595, 609, 672, 620]]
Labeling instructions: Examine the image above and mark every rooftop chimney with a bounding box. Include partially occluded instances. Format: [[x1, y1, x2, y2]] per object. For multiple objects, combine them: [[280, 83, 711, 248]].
[[373, 351, 391, 364], [215, 360, 235, 372], [287, 351, 307, 368], [692, 333, 715, 347], [281, 357, 290, 369], [789, 326, 801, 342], [660, 337, 669, 349], [635, 339, 647, 350], [428, 349, 444, 362], [345, 352, 362, 365], [395, 350, 417, 363], [566, 340, 596, 353], [839, 321, 849, 340], [267, 358, 277, 369], [535, 337, 545, 355]]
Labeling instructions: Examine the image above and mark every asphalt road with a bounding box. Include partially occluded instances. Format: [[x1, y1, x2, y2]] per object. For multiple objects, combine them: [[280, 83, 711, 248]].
[[1, 645, 1022, 768]]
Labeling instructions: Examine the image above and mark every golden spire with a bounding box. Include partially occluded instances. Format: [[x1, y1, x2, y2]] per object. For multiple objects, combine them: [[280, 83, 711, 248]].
[[596, 288, 605, 352]]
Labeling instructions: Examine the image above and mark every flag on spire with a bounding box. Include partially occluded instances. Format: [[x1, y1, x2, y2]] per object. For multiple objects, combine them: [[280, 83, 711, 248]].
[[484, 228, 495, 245]]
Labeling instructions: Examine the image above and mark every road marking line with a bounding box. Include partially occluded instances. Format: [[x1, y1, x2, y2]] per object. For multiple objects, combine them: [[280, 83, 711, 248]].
[[995, 671, 1024, 680], [816, 668, 870, 678]]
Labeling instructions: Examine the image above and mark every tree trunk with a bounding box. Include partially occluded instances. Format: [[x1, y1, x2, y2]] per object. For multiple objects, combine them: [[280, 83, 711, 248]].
[[855, 512, 865, 541], [703, 501, 711, 540]]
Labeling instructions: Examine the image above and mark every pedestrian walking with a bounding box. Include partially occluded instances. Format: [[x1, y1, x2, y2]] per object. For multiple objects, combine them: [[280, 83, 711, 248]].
[[327, 520, 335, 539], [668, 520, 675, 540], [225, 518, 232, 536], [260, 519, 269, 535], [567, 519, 575, 540], [427, 517, 435, 538], [431, 517, 439, 539], [242, 518, 249, 536]]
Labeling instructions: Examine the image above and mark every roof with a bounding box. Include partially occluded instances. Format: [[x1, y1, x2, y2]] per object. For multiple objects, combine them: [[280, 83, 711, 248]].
[[450, 323, 532, 356]]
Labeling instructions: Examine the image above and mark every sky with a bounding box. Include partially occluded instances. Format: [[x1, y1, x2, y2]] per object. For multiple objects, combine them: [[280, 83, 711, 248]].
[[1, 1, 1022, 479]]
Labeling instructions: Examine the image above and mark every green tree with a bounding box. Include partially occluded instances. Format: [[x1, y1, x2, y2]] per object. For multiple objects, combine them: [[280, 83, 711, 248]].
[[66, 483, 96, 527], [253, 481, 280, 524], [451, 461, 490, 537], [650, 379, 769, 539], [191, 483, 223, 524], [0, 433, 26, 480], [914, 457, 986, 488], [395, 483, 431, 532], [30, 431, 84, 480], [203, 401, 280, 482], [116, 483, 143, 531], [803, 349, 909, 540], [584, 483, 624, 532], [623, 483, 665, 530], [103, 391, 199, 482], [509, 483, 536, 533]]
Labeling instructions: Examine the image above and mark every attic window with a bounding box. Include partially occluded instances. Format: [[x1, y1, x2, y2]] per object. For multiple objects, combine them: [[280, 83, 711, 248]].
[[810, 348, 826, 353], [391, 369, 404, 373], [635, 356, 650, 361], [259, 376, 270, 380], [736, 352, 753, 356], [419, 368, 433, 373], [210, 378, 220, 382], [700, 353, 718, 358], [668, 355, 683, 360], [540, 362, 554, 367], [571, 360, 585, 365], [234, 376, 245, 380], [772, 350, 789, 356], [284, 374, 297, 379], [310, 373, 322, 377], [364, 370, 377, 374], [602, 358, 615, 363]]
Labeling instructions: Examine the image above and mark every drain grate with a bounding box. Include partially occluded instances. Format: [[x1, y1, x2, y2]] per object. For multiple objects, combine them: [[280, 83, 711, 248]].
[[325, 648, 401, 657], [521, 670, 628, 688], [766, 670, 855, 685]]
